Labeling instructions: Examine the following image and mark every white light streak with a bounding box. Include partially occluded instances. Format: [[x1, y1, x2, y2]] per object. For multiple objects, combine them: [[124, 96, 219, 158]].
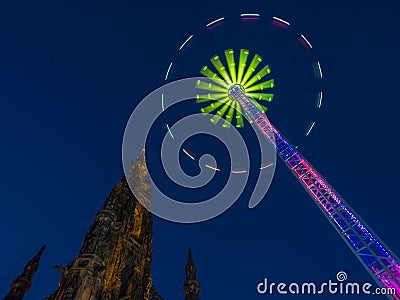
[[306, 121, 316, 136], [183, 149, 195, 160], [166, 124, 174, 139], [206, 17, 224, 27], [206, 164, 220, 171], [161, 93, 165, 111], [165, 62, 173, 81], [179, 34, 194, 51], [240, 13, 260, 17], [317, 91, 323, 108], [232, 170, 247, 174], [300, 34, 313, 48], [317, 61, 323, 78], [260, 163, 274, 170], [272, 16, 291, 26]]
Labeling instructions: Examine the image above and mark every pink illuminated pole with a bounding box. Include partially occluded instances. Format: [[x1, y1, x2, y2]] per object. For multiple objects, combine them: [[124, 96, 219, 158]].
[[229, 84, 400, 299]]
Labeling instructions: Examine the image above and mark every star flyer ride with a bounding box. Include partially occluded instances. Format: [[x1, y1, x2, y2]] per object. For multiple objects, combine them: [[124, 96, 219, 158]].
[[195, 49, 400, 299]]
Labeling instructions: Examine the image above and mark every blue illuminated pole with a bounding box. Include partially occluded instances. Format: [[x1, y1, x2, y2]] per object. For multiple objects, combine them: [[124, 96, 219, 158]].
[[229, 84, 400, 299]]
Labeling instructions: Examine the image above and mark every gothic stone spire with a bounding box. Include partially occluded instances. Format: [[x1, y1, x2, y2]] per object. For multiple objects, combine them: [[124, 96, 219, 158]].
[[4, 244, 46, 300], [184, 248, 200, 300], [47, 149, 160, 300]]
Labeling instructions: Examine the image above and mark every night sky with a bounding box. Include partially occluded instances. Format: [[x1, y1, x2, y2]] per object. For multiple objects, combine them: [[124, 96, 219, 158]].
[[1, 0, 399, 299]]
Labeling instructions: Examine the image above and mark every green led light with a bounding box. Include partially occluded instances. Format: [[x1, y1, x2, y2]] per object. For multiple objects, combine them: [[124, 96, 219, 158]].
[[196, 93, 228, 103], [246, 93, 274, 102], [237, 49, 249, 84], [196, 49, 275, 128], [200, 66, 229, 88], [243, 65, 271, 89], [210, 55, 232, 84], [196, 80, 228, 93], [225, 49, 237, 84], [240, 54, 262, 86], [245, 79, 275, 92]]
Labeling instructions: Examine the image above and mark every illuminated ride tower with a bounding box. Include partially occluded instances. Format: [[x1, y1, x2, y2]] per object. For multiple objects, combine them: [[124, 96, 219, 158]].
[[195, 49, 400, 299]]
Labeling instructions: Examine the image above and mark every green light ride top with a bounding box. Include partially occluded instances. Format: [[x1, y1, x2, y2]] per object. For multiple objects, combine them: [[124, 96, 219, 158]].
[[196, 49, 275, 128]]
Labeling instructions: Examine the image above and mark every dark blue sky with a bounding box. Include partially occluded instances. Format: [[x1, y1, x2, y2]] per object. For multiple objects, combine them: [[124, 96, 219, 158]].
[[0, 0, 399, 299]]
